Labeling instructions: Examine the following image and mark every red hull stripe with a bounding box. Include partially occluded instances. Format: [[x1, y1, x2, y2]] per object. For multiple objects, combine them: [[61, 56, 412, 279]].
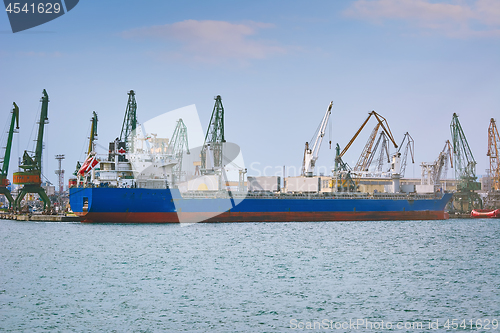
[[76, 211, 448, 223]]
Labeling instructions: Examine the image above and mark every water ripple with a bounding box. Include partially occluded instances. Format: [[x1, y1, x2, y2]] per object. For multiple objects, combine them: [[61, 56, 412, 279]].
[[1, 220, 499, 332]]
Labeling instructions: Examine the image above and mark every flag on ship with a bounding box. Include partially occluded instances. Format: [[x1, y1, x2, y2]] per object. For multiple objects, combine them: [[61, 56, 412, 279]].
[[78, 154, 99, 175]]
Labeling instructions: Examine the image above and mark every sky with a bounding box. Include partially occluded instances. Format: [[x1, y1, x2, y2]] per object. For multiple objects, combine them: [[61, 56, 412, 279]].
[[1, 0, 499, 187]]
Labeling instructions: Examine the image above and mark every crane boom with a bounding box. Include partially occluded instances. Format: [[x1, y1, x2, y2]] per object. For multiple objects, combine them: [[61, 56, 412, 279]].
[[168, 119, 190, 155], [35, 89, 49, 170], [1, 102, 20, 177], [77, 111, 100, 184], [0, 102, 20, 208], [340, 110, 398, 158], [120, 90, 137, 152], [168, 119, 190, 185], [420, 140, 453, 188], [398, 132, 415, 177], [88, 111, 98, 155], [434, 140, 453, 184], [375, 132, 390, 172], [354, 123, 381, 171], [302, 101, 333, 177]]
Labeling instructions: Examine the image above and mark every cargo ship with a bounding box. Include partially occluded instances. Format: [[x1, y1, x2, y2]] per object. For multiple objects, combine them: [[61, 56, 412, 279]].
[[69, 186, 452, 223], [68, 93, 453, 223]]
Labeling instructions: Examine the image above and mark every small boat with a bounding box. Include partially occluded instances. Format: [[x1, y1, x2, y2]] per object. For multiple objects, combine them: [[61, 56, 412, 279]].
[[470, 209, 500, 218]]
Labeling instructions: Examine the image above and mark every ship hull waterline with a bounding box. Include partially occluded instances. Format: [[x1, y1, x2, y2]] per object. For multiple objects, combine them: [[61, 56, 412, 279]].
[[74, 211, 449, 223]]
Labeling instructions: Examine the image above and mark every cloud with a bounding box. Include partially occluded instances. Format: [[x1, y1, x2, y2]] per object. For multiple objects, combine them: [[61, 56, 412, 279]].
[[475, 0, 500, 26], [122, 20, 286, 63], [344, 0, 500, 38]]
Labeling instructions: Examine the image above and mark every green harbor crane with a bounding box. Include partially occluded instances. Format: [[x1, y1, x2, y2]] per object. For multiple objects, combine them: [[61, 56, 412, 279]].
[[13, 89, 51, 211], [0, 102, 20, 208], [450, 113, 482, 213], [333, 143, 357, 191], [167, 119, 190, 185], [201, 95, 225, 175], [120, 90, 137, 153]]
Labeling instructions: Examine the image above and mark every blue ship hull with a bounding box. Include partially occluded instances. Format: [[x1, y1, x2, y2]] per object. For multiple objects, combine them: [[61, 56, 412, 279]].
[[69, 187, 453, 223]]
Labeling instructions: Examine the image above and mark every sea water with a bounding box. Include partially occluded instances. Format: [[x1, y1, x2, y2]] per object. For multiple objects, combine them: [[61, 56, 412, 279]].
[[1, 219, 499, 332]]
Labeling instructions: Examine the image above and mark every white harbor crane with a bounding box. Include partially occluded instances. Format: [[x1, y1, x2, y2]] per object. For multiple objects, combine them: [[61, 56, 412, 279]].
[[301, 101, 333, 177]]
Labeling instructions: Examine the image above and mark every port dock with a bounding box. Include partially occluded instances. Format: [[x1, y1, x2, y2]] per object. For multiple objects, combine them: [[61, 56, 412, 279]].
[[0, 212, 81, 222]]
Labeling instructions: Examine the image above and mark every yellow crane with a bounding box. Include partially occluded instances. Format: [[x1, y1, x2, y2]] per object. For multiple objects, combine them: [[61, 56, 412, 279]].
[[487, 118, 500, 191], [338, 110, 398, 172]]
